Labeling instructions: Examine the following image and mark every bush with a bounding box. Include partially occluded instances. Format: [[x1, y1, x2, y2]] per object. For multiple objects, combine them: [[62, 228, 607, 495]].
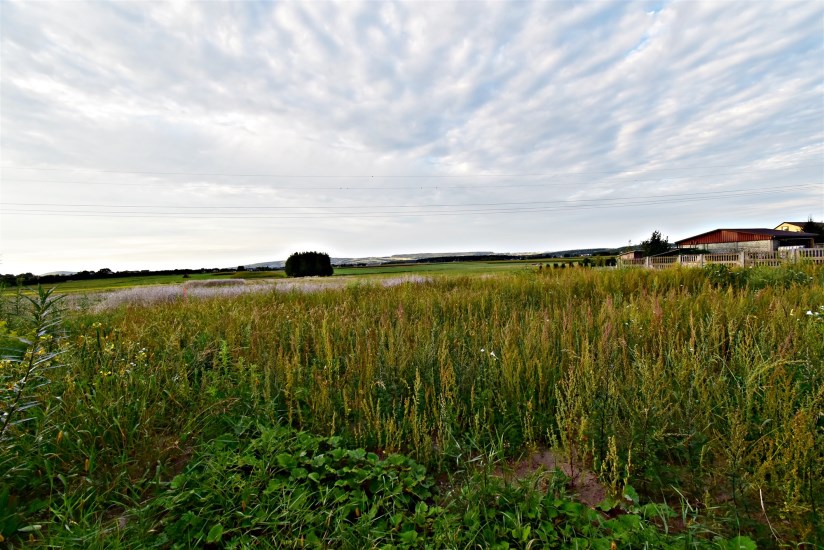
[[284, 252, 333, 278], [703, 264, 813, 289]]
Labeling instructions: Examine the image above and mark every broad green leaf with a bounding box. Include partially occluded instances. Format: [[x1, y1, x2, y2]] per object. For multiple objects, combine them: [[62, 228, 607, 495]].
[[206, 523, 223, 543], [622, 484, 639, 504], [275, 453, 297, 470]]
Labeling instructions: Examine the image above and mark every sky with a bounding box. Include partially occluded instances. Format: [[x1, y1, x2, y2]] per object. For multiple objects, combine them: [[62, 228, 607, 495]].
[[1, 0, 822, 274]]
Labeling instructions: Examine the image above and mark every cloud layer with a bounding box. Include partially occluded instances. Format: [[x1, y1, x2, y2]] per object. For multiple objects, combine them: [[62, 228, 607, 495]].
[[1, 1, 822, 272]]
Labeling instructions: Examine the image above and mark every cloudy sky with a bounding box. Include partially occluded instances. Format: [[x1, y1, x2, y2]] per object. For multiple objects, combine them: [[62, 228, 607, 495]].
[[1, 0, 822, 274]]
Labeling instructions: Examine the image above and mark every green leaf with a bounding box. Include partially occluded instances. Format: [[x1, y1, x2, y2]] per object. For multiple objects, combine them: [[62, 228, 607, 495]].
[[206, 523, 223, 543], [722, 536, 757, 550], [264, 479, 281, 495], [275, 453, 297, 470], [348, 448, 366, 461], [595, 497, 619, 512], [170, 475, 186, 490], [622, 484, 639, 505]]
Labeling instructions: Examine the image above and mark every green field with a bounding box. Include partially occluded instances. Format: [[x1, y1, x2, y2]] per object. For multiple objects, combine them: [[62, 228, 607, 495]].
[[1, 264, 821, 547], [13, 260, 554, 294], [334, 259, 559, 276], [30, 270, 287, 294]]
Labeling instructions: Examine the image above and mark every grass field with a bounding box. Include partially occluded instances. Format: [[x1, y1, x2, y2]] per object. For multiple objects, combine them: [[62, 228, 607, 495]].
[[28, 270, 288, 294], [1, 264, 821, 547], [334, 259, 558, 276], [19, 259, 559, 293]]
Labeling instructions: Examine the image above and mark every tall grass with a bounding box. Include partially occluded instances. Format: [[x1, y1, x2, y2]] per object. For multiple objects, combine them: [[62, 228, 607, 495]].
[[1, 265, 822, 545]]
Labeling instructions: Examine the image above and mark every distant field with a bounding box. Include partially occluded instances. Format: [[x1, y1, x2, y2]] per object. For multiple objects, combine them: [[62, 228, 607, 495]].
[[8, 261, 566, 293], [333, 259, 551, 276], [14, 270, 288, 293]]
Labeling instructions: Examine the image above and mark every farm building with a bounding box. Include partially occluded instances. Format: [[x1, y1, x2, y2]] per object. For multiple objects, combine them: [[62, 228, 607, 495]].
[[674, 228, 816, 253], [774, 221, 808, 232], [618, 250, 644, 261]]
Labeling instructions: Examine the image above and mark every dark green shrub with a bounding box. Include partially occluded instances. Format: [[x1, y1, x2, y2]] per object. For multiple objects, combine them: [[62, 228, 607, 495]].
[[284, 252, 333, 277]]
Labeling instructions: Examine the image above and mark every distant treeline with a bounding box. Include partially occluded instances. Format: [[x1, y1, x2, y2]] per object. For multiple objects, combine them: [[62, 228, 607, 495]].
[[338, 251, 620, 267], [3, 250, 622, 286], [0, 266, 272, 287], [411, 251, 618, 264]]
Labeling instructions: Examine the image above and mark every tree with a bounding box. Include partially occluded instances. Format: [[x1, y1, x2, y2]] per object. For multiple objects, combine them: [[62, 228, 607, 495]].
[[640, 230, 670, 256], [284, 251, 333, 277], [802, 217, 824, 241]]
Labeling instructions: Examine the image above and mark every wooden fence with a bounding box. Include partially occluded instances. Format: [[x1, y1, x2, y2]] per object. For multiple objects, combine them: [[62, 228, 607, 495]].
[[618, 248, 824, 269]]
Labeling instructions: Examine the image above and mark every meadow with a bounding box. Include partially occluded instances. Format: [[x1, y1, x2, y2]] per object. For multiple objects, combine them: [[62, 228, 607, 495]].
[[36, 258, 547, 294], [0, 264, 821, 548], [30, 270, 288, 294]]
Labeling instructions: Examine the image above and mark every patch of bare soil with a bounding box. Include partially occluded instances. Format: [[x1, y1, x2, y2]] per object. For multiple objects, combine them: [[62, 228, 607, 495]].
[[497, 447, 607, 508]]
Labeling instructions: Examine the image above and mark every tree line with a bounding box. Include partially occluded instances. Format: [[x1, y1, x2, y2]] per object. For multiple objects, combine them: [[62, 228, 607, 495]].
[[1, 267, 239, 288]]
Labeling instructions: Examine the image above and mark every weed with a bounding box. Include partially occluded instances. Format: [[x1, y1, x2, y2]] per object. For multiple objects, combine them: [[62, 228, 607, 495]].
[[0, 267, 820, 546]]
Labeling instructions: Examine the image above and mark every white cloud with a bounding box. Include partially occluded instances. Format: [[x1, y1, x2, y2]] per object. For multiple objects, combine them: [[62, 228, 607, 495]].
[[1, 0, 822, 273]]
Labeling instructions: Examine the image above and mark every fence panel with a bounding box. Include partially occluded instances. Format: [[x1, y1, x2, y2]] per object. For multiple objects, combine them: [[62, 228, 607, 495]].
[[619, 249, 822, 269], [618, 258, 646, 267], [679, 254, 702, 267], [749, 252, 783, 267], [799, 249, 824, 263], [705, 254, 740, 266], [650, 257, 677, 269]]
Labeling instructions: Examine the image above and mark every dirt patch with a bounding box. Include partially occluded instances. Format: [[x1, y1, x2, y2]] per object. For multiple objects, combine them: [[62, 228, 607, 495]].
[[497, 447, 607, 508]]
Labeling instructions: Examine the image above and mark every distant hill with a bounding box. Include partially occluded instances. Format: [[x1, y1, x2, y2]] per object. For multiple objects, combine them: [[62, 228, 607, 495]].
[[245, 252, 496, 269], [244, 249, 618, 269]]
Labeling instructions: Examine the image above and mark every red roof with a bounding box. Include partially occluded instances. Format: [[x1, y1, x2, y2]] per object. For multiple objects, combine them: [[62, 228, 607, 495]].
[[675, 228, 817, 246]]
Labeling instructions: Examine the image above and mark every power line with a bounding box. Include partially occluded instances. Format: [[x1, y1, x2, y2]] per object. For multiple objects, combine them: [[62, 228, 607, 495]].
[[3, 166, 822, 191], [2, 162, 820, 180], [2, 184, 817, 210], [3, 184, 818, 219]]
